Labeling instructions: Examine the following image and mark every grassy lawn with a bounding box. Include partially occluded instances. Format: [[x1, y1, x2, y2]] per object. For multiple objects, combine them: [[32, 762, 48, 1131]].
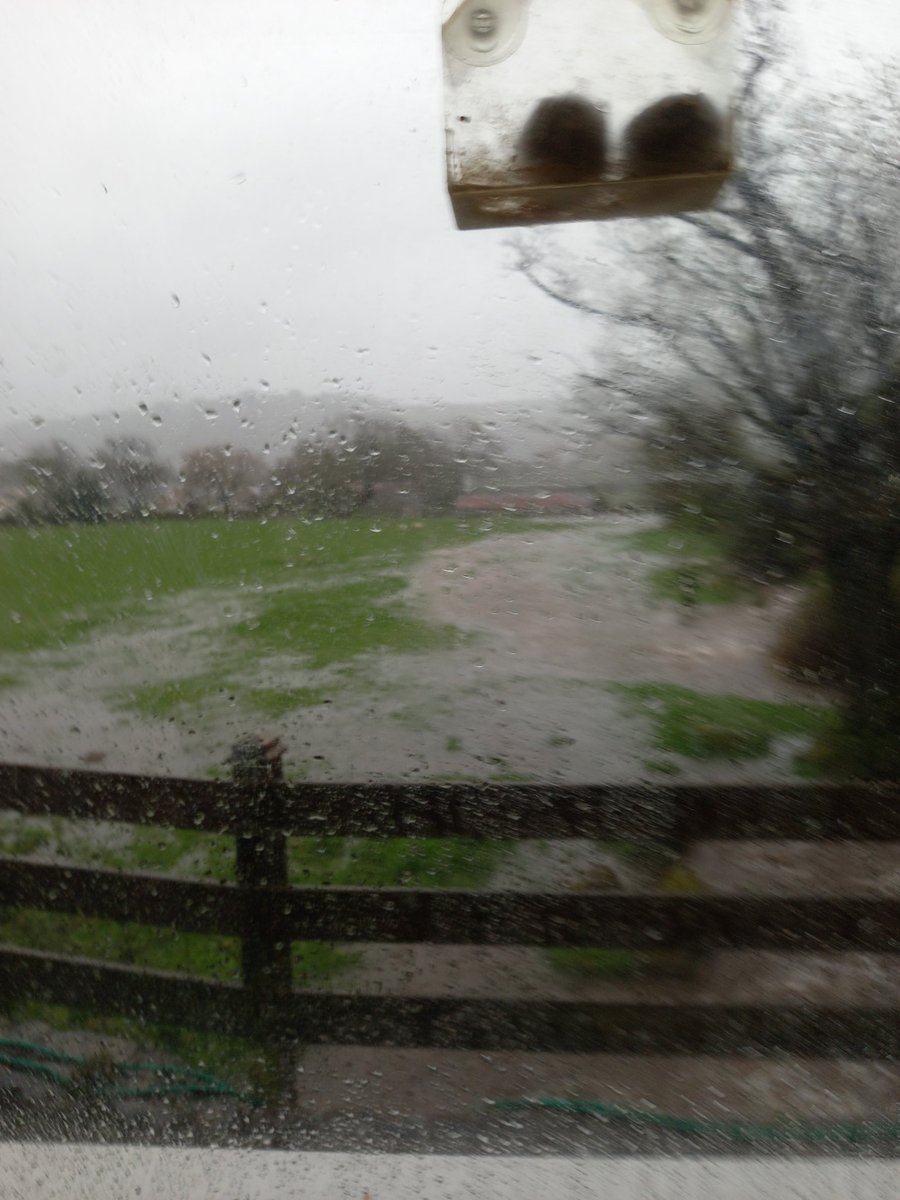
[[120, 677, 330, 721], [0, 515, 531, 656], [231, 574, 457, 668], [647, 563, 747, 606], [624, 525, 728, 561], [612, 682, 829, 762], [624, 524, 753, 606], [547, 946, 705, 981], [547, 860, 709, 981], [0, 515, 553, 726], [286, 835, 507, 888]]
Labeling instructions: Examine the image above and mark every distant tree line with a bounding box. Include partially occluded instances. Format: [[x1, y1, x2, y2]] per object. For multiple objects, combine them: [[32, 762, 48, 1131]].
[[0, 416, 498, 526], [2, 438, 172, 526]]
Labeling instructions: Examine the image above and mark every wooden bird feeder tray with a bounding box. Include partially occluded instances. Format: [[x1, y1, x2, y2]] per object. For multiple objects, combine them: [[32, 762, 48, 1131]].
[[443, 0, 734, 229]]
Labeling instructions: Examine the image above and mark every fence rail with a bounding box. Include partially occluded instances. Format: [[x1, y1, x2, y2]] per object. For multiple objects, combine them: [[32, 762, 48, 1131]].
[[3, 856, 900, 951], [3, 762, 900, 840], [1, 754, 898, 1069], [2, 944, 896, 1058]]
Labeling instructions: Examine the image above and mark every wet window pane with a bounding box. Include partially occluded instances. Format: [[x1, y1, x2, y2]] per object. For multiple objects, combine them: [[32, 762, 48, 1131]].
[[0, 0, 899, 1176]]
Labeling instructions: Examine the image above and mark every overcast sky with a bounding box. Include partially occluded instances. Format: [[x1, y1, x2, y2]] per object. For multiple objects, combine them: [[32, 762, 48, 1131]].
[[0, 0, 896, 435]]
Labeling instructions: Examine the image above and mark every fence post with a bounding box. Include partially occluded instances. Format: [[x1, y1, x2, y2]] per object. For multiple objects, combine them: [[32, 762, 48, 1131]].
[[229, 734, 294, 1111]]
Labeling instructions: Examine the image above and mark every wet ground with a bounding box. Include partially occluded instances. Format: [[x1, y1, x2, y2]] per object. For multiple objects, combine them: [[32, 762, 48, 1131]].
[[0, 515, 824, 781]]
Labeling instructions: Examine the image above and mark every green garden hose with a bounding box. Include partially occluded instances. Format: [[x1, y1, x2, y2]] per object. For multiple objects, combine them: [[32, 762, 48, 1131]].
[[6, 1037, 897, 1138], [491, 1097, 900, 1143], [0, 1036, 259, 1105]]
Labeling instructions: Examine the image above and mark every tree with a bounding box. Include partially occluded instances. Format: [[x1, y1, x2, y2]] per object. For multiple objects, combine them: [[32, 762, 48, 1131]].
[[274, 417, 464, 517], [353, 417, 462, 514], [640, 400, 805, 579], [180, 446, 267, 518], [274, 440, 366, 517], [456, 419, 504, 490], [95, 437, 172, 519], [12, 443, 109, 525], [516, 3, 900, 765]]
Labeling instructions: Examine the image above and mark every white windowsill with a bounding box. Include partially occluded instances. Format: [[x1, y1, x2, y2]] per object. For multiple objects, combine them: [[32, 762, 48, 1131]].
[[1, 1146, 898, 1200]]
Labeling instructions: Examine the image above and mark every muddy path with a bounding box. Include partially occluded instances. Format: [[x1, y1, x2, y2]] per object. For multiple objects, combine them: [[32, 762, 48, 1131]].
[[408, 514, 817, 700]]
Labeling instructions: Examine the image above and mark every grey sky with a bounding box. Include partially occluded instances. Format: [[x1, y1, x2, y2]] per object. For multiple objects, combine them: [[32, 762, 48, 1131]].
[[0, 0, 895, 434]]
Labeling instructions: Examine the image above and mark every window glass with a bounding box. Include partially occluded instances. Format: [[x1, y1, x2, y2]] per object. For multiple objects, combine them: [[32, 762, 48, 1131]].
[[1, 0, 899, 1170]]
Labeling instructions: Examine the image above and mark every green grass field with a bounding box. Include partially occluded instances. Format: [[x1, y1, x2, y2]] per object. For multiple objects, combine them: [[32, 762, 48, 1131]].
[[612, 682, 829, 763], [624, 526, 727, 561], [0, 514, 545, 728], [623, 524, 754, 606], [0, 515, 516, 656]]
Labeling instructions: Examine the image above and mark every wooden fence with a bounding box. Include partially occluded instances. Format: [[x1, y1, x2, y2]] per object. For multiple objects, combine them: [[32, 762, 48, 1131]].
[[1, 755, 899, 1064]]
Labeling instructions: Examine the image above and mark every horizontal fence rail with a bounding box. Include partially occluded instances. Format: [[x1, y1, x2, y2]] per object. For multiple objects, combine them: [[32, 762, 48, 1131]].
[[2, 763, 900, 840], [2, 945, 898, 1059], [2, 857, 900, 952], [1, 753, 899, 1069]]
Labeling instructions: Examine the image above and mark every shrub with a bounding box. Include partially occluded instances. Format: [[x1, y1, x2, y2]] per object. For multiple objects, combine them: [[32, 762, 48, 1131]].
[[772, 580, 845, 685]]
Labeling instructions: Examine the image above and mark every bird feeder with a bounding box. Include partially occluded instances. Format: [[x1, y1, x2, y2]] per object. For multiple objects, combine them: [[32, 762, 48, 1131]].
[[443, 0, 734, 229]]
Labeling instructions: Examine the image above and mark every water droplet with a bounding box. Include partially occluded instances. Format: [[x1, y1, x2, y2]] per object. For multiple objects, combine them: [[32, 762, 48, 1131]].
[[171, 293, 181, 307]]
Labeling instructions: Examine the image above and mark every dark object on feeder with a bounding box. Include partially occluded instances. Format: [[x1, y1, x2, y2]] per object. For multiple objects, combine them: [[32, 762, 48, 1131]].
[[624, 93, 726, 177], [518, 95, 607, 181]]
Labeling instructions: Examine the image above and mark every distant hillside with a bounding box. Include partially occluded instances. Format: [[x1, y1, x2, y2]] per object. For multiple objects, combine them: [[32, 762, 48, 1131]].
[[0, 390, 346, 463]]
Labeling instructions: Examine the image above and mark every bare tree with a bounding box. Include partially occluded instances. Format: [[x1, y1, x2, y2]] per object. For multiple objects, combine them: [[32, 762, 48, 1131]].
[[515, 2, 900, 762], [11, 443, 109, 526], [95, 437, 171, 519], [274, 417, 464, 517], [274, 440, 366, 517], [180, 446, 267, 518]]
